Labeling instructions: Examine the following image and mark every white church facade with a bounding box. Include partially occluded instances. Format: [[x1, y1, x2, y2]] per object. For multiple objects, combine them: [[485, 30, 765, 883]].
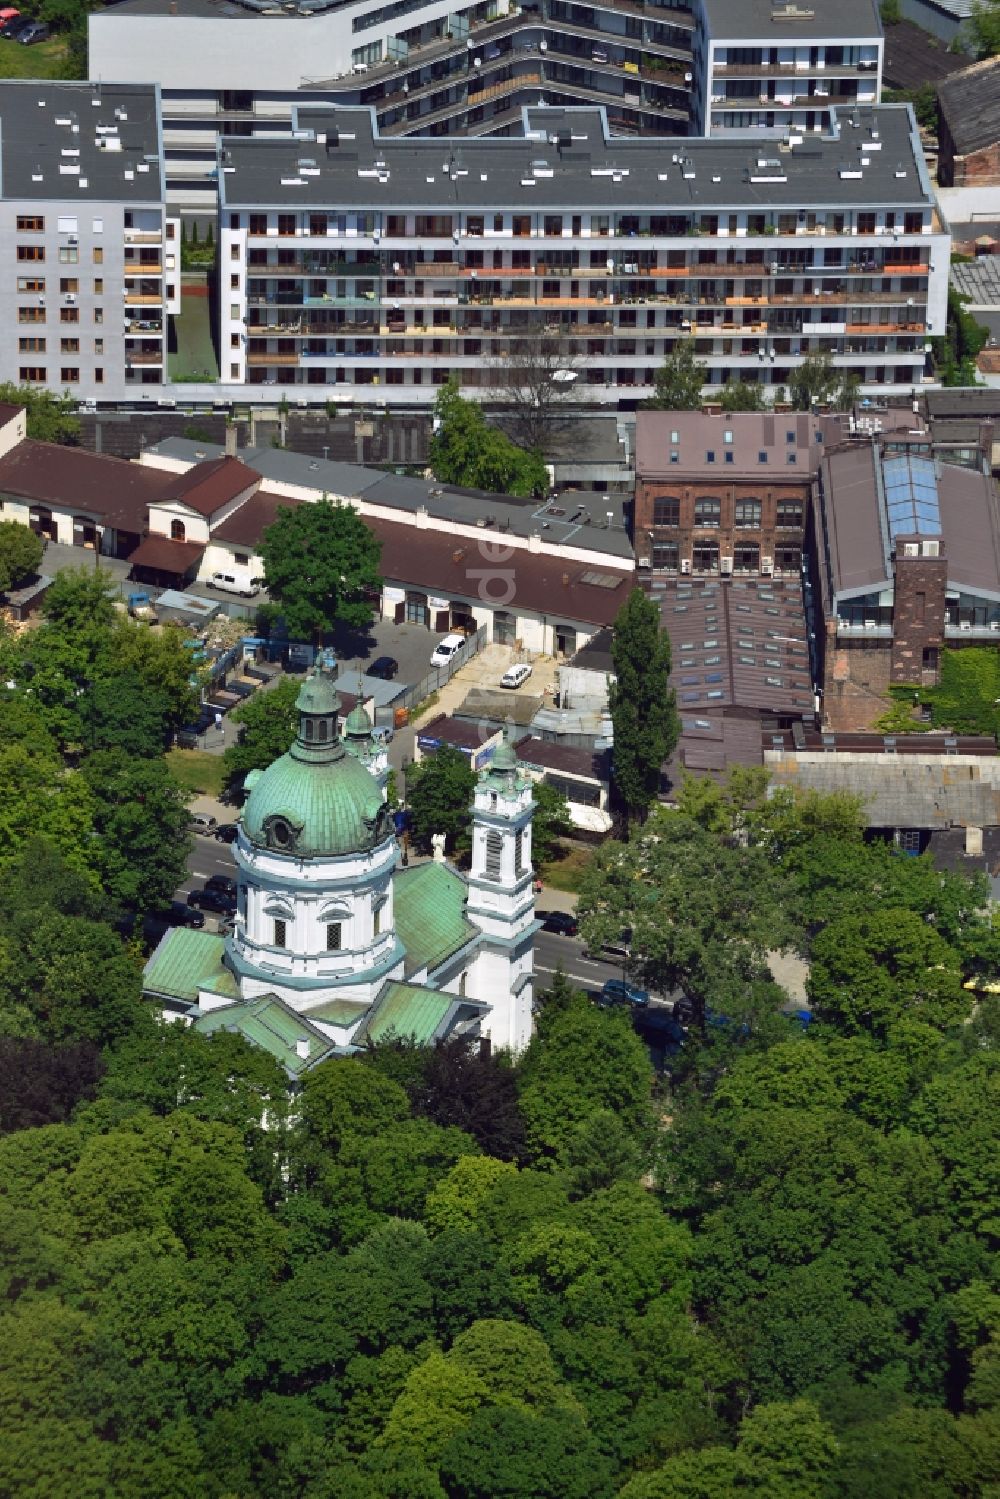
[[143, 669, 537, 1075]]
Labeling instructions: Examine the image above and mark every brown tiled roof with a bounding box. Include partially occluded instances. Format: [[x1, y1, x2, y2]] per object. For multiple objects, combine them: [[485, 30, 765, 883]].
[[0, 439, 171, 532], [211, 488, 301, 544], [0, 403, 25, 430], [653, 576, 813, 717], [515, 735, 607, 780], [212, 491, 632, 629], [128, 534, 205, 574], [158, 456, 260, 518]]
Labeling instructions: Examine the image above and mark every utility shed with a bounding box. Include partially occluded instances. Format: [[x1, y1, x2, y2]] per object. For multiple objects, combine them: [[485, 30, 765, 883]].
[[938, 57, 1000, 186]]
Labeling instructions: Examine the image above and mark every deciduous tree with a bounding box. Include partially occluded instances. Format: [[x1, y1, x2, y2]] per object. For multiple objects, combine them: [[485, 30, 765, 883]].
[[429, 379, 549, 497], [645, 342, 707, 411], [405, 745, 477, 855], [259, 499, 383, 641], [608, 588, 679, 825], [0, 521, 43, 593]]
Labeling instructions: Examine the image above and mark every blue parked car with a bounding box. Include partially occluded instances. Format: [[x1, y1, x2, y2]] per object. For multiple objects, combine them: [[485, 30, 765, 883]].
[[598, 978, 649, 1009]]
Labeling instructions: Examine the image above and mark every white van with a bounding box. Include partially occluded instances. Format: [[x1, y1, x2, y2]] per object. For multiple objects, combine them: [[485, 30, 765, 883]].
[[210, 570, 260, 598]]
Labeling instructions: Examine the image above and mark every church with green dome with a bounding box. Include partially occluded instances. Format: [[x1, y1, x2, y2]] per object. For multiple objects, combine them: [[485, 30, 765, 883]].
[[143, 667, 538, 1074]]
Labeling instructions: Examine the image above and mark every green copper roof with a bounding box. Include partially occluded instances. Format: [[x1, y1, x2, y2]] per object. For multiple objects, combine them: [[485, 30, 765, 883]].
[[194, 992, 334, 1078], [354, 981, 457, 1046], [242, 667, 391, 858], [306, 998, 370, 1028], [296, 672, 340, 718], [394, 861, 477, 976], [344, 703, 372, 739], [243, 744, 391, 858], [143, 928, 238, 1005]]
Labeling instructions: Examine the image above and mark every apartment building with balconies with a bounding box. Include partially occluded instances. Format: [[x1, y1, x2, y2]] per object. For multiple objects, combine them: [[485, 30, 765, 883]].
[[0, 82, 177, 404], [690, 0, 883, 138], [217, 101, 947, 406], [89, 0, 695, 213]]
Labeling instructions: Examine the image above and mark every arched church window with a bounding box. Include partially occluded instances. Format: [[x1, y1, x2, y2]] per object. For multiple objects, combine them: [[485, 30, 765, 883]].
[[326, 921, 342, 952], [318, 720, 328, 742], [485, 829, 502, 881], [373, 898, 387, 938], [304, 720, 315, 740], [171, 518, 186, 541], [273, 918, 287, 948], [515, 829, 525, 875]]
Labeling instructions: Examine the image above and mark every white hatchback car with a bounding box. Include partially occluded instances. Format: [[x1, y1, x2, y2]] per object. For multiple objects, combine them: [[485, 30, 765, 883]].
[[431, 633, 465, 668], [500, 662, 533, 689]]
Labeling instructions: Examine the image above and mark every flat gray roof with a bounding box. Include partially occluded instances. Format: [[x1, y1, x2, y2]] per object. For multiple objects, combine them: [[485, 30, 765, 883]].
[[146, 436, 634, 559], [637, 409, 819, 478], [219, 103, 932, 211], [0, 81, 163, 203], [701, 0, 881, 41]]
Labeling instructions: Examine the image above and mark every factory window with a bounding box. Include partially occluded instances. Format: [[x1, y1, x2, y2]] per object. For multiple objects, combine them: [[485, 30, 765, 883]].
[[652, 496, 680, 526], [694, 497, 720, 527], [734, 498, 761, 528]]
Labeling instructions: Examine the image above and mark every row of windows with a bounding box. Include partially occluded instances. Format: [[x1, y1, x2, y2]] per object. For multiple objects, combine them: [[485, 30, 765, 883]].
[[18, 338, 100, 354], [271, 914, 387, 949], [16, 277, 100, 294], [16, 216, 112, 234], [651, 496, 804, 529], [18, 367, 96, 385], [16, 246, 102, 264], [650, 542, 802, 572], [18, 307, 104, 325]]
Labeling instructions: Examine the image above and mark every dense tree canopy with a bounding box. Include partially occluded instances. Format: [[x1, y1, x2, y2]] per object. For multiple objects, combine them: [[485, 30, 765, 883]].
[[0, 736, 998, 1495], [258, 499, 383, 640]]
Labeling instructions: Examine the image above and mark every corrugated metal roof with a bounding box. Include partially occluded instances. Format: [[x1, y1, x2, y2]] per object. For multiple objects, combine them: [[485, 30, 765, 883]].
[[394, 861, 477, 976], [768, 754, 1000, 829], [353, 981, 456, 1045], [195, 992, 334, 1076], [143, 928, 238, 1004]]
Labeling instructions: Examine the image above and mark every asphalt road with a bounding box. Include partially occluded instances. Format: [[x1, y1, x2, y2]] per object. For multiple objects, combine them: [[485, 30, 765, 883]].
[[181, 834, 625, 995]]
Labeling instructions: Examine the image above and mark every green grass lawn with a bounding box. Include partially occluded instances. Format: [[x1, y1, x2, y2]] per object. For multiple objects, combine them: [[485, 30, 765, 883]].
[[169, 275, 220, 382], [166, 748, 227, 799], [538, 844, 592, 894], [0, 36, 74, 79]]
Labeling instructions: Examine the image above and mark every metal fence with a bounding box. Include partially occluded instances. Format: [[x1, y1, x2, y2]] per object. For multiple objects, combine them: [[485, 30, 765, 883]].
[[372, 625, 487, 729]]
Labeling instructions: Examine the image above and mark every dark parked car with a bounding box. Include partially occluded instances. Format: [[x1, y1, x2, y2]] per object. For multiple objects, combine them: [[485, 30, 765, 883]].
[[143, 902, 205, 940], [187, 886, 237, 914], [18, 20, 49, 42], [205, 874, 237, 900], [1, 15, 31, 36], [598, 978, 649, 1009], [215, 822, 240, 844], [632, 1007, 685, 1052], [368, 655, 399, 680], [539, 910, 579, 937]]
